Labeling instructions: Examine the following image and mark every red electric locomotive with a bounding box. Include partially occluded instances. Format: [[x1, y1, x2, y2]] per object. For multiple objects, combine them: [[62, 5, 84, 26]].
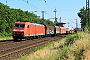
[[12, 22, 45, 41]]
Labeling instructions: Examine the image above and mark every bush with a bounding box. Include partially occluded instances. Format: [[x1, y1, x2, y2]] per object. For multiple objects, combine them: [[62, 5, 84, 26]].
[[0, 32, 12, 38], [65, 33, 82, 46]]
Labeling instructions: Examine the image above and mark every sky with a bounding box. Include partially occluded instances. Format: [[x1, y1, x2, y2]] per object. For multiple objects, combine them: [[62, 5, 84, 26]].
[[0, 0, 86, 28]]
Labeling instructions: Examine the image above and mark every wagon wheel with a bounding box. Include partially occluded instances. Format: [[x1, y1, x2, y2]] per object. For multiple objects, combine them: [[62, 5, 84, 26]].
[[14, 38, 18, 42], [30, 37, 33, 40]]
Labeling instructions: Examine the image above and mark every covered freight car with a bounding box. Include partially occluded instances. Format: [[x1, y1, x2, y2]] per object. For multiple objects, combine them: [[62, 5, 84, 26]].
[[60, 27, 66, 34], [44, 24, 55, 37], [66, 27, 74, 34], [55, 26, 66, 35], [12, 22, 45, 41], [69, 28, 74, 34], [55, 26, 60, 35]]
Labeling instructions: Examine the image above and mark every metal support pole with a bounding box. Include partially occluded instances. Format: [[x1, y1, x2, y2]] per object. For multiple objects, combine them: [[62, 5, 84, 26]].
[[42, 11, 44, 20], [6, 0, 8, 5], [76, 19, 78, 28], [54, 8, 57, 25], [41, 11, 45, 24], [67, 22, 69, 27], [86, 0, 89, 25], [60, 17, 61, 26]]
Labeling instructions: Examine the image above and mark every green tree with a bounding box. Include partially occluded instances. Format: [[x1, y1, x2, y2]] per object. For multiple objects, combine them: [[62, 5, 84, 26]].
[[77, 7, 90, 32], [0, 2, 54, 37]]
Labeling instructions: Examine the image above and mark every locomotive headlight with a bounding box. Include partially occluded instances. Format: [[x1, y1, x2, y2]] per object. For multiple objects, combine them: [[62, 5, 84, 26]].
[[20, 30, 24, 35], [13, 29, 17, 31], [20, 30, 24, 32]]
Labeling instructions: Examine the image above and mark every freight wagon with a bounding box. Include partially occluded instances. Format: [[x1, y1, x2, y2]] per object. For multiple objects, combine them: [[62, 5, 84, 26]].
[[60, 27, 66, 34], [55, 26, 60, 35], [44, 24, 55, 37], [66, 28, 74, 34]]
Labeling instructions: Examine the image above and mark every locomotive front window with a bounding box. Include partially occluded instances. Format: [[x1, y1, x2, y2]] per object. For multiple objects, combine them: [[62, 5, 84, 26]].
[[14, 24, 19, 28], [14, 24, 25, 28], [20, 24, 25, 28]]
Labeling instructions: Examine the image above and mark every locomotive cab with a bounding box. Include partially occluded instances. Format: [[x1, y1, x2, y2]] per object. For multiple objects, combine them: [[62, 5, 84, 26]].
[[12, 22, 29, 41]]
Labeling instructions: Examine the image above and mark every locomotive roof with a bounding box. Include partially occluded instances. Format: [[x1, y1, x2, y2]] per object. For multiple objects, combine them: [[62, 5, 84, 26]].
[[15, 22, 26, 24], [30, 23, 44, 26], [15, 22, 44, 26]]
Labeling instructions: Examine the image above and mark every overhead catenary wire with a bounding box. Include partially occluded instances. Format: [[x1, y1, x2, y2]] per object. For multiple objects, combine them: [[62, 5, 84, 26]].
[[5, 0, 54, 19], [39, 0, 54, 11], [21, 0, 53, 17], [40, 0, 58, 20], [44, 0, 46, 3], [67, 19, 81, 28], [70, 20, 81, 25], [68, 19, 76, 24], [22, 0, 42, 11]]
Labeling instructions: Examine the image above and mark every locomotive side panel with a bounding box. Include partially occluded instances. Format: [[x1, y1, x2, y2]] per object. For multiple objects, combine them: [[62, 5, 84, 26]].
[[23, 23, 45, 39], [35, 24, 45, 37], [26, 24, 36, 37]]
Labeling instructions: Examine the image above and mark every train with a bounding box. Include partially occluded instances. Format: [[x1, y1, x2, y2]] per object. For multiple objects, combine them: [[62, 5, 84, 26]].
[[12, 21, 66, 41], [12, 21, 82, 41]]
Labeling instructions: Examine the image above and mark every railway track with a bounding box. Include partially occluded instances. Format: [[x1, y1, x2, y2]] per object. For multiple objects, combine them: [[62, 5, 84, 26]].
[[0, 35, 66, 60]]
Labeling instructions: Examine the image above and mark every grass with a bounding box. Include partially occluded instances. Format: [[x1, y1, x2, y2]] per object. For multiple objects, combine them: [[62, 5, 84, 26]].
[[16, 32, 90, 60], [64, 32, 82, 46], [18, 54, 29, 60], [0, 36, 13, 41]]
